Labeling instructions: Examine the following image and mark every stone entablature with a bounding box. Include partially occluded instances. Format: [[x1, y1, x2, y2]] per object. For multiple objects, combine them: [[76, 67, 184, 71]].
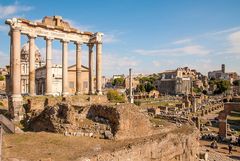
[[5, 16, 103, 44]]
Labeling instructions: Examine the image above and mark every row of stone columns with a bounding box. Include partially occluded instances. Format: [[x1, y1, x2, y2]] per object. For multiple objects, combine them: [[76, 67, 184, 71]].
[[10, 28, 102, 98]]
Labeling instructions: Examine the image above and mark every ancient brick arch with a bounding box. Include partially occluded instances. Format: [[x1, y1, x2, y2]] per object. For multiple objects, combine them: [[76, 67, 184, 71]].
[[219, 102, 240, 138]]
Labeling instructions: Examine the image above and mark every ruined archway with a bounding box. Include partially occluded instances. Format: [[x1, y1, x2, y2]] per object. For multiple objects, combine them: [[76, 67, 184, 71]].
[[218, 97, 240, 138]]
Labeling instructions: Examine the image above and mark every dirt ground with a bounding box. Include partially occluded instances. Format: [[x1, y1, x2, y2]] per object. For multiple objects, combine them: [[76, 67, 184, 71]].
[[2, 129, 168, 160], [200, 140, 240, 161]]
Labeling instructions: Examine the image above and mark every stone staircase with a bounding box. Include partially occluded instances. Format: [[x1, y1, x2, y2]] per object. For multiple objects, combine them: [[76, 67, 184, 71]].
[[0, 114, 15, 133]]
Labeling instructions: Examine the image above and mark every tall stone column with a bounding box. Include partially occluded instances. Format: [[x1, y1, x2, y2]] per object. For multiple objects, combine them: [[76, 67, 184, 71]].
[[88, 43, 94, 94], [129, 68, 134, 103], [61, 39, 69, 96], [75, 42, 82, 95], [28, 34, 36, 96], [11, 27, 22, 119], [45, 37, 53, 95], [96, 42, 102, 95]]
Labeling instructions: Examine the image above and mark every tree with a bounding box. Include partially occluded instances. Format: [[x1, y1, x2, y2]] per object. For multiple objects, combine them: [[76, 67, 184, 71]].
[[233, 80, 240, 86], [214, 80, 231, 94], [136, 84, 145, 93], [112, 77, 124, 87], [145, 82, 155, 92], [137, 76, 157, 93], [193, 87, 202, 94], [202, 90, 208, 95], [107, 89, 125, 103]]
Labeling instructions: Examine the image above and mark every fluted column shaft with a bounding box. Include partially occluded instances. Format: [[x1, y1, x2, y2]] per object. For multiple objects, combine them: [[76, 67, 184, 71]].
[[88, 44, 94, 94], [28, 35, 36, 96], [96, 42, 102, 95], [11, 28, 21, 98], [75, 42, 82, 95], [45, 37, 53, 95], [62, 40, 69, 96]]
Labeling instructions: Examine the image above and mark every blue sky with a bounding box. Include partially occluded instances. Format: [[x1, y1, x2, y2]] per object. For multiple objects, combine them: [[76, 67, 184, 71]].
[[0, 0, 240, 77]]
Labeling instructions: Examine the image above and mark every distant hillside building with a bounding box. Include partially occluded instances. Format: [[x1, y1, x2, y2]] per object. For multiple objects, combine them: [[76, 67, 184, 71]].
[[156, 67, 195, 95], [208, 64, 238, 83]]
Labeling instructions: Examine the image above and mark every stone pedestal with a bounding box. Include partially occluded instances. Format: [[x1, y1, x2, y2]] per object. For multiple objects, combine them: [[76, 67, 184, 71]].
[[8, 95, 23, 120]]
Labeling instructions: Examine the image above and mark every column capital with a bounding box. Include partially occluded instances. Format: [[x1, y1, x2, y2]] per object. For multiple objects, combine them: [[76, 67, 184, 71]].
[[28, 33, 37, 39], [74, 41, 83, 45], [61, 39, 70, 43], [96, 41, 103, 44], [11, 26, 21, 32], [44, 36, 54, 41], [87, 43, 94, 48]]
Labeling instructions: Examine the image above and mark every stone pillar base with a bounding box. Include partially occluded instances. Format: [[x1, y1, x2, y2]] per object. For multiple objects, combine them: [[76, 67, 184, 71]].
[[129, 96, 134, 103], [96, 91, 102, 95], [8, 95, 23, 121], [75, 91, 82, 95], [62, 92, 69, 97], [29, 93, 36, 97], [45, 93, 53, 96], [88, 91, 95, 95]]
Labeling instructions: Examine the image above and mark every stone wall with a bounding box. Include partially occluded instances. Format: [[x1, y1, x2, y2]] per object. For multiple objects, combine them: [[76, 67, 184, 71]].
[[87, 103, 153, 140], [82, 126, 199, 161]]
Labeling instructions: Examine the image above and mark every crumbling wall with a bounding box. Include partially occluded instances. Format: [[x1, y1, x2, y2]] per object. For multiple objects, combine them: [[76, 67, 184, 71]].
[[87, 103, 153, 140], [82, 127, 199, 161], [28, 102, 77, 133]]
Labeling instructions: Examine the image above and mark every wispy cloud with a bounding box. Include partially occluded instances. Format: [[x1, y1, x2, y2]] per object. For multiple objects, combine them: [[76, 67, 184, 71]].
[[228, 31, 240, 55], [134, 45, 210, 56], [204, 27, 240, 37], [172, 38, 192, 45], [104, 33, 119, 43], [0, 3, 33, 19]]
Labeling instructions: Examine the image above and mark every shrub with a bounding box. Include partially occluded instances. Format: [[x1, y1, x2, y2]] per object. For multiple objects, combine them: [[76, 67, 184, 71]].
[[107, 89, 125, 103], [134, 100, 141, 106], [0, 75, 5, 81]]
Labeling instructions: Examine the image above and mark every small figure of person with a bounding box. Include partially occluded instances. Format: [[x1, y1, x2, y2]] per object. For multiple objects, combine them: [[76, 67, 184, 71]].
[[228, 143, 233, 155]]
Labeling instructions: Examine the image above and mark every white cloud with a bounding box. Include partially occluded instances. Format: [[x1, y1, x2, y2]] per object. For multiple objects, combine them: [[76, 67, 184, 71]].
[[204, 27, 240, 37], [0, 3, 33, 19], [103, 33, 119, 43], [228, 31, 240, 55], [103, 53, 140, 76], [172, 38, 192, 45], [152, 60, 161, 67], [134, 45, 210, 56]]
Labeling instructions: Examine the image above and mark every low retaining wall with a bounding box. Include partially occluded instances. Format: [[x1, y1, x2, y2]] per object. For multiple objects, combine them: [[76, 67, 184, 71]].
[[81, 127, 199, 161]]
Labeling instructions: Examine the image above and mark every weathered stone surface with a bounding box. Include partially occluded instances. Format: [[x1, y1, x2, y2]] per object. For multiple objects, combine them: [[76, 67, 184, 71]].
[[87, 103, 153, 140], [83, 127, 199, 161], [28, 102, 76, 133]]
